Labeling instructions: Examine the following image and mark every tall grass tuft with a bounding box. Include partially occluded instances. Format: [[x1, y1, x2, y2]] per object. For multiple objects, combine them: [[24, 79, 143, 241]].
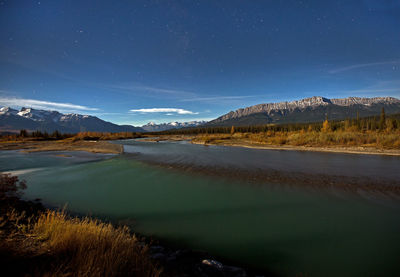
[[32, 210, 161, 277]]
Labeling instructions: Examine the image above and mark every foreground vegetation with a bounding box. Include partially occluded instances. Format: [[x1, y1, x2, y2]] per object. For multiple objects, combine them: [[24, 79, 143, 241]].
[[0, 174, 161, 277], [1, 210, 161, 277]]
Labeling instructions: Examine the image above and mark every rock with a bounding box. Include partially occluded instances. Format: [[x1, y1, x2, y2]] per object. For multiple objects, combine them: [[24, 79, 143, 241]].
[[202, 259, 224, 270], [201, 259, 249, 277], [150, 253, 166, 261]]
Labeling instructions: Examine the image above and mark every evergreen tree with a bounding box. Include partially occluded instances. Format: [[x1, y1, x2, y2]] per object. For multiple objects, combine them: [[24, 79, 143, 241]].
[[380, 107, 386, 131], [356, 111, 360, 130], [19, 129, 28, 138], [52, 130, 62, 139]]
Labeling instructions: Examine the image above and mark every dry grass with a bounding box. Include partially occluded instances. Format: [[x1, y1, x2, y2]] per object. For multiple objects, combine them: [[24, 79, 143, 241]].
[[1, 209, 161, 277], [32, 210, 161, 277], [192, 130, 400, 150]]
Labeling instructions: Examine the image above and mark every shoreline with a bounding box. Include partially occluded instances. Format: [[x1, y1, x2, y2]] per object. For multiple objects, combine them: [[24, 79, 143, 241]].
[[137, 134, 400, 156], [191, 140, 400, 156]]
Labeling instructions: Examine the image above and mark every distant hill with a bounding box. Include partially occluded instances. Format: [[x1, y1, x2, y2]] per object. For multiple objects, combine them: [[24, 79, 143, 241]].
[[207, 96, 400, 126], [0, 107, 144, 133], [141, 120, 207, 132]]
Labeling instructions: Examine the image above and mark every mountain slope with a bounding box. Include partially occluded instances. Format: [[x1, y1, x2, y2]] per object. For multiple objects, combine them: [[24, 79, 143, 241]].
[[0, 107, 144, 133], [0, 107, 41, 132], [207, 96, 400, 126]]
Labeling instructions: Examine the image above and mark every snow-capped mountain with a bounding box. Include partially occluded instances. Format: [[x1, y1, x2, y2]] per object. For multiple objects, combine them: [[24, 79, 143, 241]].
[[0, 107, 144, 133], [0, 107, 18, 116], [141, 120, 207, 132], [17, 107, 63, 122]]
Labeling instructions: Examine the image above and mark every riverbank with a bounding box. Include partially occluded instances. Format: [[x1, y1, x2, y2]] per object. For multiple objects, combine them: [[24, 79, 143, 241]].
[[191, 138, 400, 156], [140, 133, 400, 156], [0, 139, 123, 154]]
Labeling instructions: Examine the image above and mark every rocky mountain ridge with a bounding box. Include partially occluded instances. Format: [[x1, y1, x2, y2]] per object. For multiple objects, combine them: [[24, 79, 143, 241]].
[[209, 96, 400, 126]]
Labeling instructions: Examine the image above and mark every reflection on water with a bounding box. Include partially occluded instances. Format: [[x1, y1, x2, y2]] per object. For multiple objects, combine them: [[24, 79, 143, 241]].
[[118, 140, 400, 194], [1, 143, 400, 276], [118, 140, 400, 181]]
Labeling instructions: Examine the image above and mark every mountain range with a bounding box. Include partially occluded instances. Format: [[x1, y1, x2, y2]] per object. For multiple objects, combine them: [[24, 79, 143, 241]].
[[0, 106, 206, 134], [141, 121, 207, 132], [207, 96, 400, 126], [0, 107, 144, 134], [1, 96, 400, 133]]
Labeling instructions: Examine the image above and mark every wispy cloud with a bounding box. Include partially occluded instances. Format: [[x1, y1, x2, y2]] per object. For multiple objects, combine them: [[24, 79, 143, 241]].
[[129, 108, 198, 115], [329, 60, 400, 74], [0, 96, 98, 111]]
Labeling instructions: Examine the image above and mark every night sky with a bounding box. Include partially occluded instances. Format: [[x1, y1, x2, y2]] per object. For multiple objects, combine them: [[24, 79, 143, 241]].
[[1, 0, 399, 125]]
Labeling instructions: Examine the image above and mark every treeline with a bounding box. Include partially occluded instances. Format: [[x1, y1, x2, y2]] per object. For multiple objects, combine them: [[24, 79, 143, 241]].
[[0, 130, 142, 141], [159, 110, 400, 135], [2, 130, 74, 140]]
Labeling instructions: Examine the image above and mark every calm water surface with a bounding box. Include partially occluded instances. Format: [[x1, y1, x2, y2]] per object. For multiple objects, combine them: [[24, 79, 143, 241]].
[[1, 141, 400, 276]]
